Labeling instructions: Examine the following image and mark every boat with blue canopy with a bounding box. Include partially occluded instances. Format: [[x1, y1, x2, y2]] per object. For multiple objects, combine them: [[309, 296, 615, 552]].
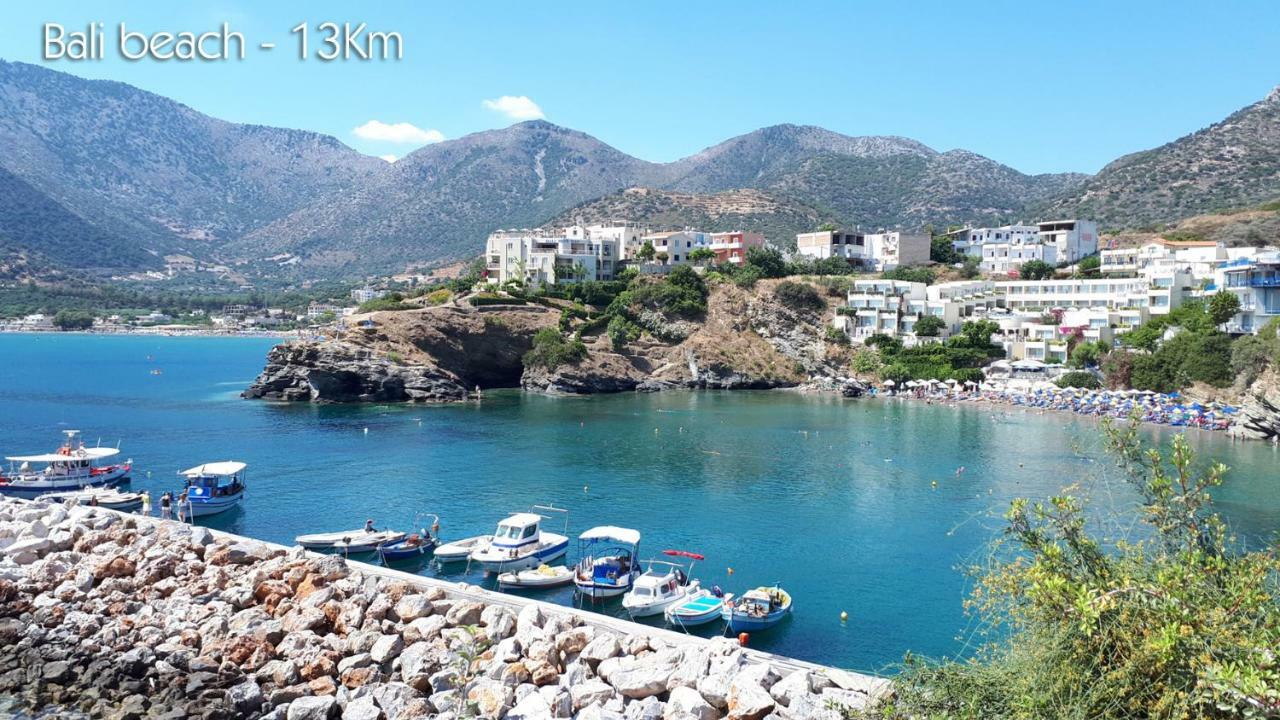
[[574, 525, 642, 600], [180, 461, 246, 517]]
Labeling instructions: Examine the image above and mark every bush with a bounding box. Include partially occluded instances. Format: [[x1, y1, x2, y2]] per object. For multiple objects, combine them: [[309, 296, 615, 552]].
[[468, 294, 527, 307], [744, 246, 787, 278], [606, 315, 642, 351], [913, 316, 945, 337], [732, 265, 763, 289], [851, 348, 880, 374], [1230, 335, 1272, 385], [875, 422, 1280, 720], [358, 294, 413, 313], [1055, 370, 1102, 389], [882, 266, 936, 285], [52, 309, 94, 330], [1018, 260, 1054, 280], [620, 267, 708, 317], [523, 328, 587, 370], [824, 326, 850, 345], [422, 289, 452, 306], [1208, 291, 1242, 326], [773, 281, 824, 312]]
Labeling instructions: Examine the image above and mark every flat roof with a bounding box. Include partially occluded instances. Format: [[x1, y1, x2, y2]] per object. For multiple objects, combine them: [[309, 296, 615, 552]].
[[181, 461, 246, 477]]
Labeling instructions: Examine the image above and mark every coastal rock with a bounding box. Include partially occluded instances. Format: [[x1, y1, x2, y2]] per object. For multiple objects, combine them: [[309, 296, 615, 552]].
[[288, 694, 337, 720], [667, 685, 722, 720], [1232, 367, 1280, 441]]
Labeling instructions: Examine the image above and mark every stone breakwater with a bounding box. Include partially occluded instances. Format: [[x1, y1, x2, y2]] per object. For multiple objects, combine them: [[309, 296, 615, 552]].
[[0, 498, 890, 720]]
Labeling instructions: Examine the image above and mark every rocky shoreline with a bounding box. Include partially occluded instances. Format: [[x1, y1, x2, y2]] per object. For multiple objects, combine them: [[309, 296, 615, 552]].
[[0, 497, 889, 719]]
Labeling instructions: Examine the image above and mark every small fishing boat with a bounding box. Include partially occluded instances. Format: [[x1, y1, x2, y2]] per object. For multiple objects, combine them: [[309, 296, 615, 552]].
[[377, 514, 441, 563], [574, 526, 642, 600], [665, 587, 732, 628], [470, 505, 570, 572], [497, 564, 575, 590], [721, 585, 793, 632], [180, 461, 247, 517], [434, 535, 491, 562], [296, 524, 405, 553], [622, 550, 702, 617], [41, 487, 145, 512], [0, 431, 131, 499]]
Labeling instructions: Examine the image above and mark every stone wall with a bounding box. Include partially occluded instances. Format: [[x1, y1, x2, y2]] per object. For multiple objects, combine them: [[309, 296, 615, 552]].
[[0, 497, 890, 719]]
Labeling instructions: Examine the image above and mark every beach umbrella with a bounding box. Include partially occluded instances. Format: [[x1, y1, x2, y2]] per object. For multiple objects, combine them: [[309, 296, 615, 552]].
[[882, 379, 896, 387]]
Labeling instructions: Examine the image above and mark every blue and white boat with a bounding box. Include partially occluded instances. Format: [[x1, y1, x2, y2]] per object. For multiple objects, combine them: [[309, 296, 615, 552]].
[[665, 588, 731, 628], [574, 526, 642, 600], [623, 549, 702, 617], [0, 431, 131, 499], [469, 505, 570, 572], [378, 514, 441, 563], [179, 461, 246, 518], [721, 585, 793, 632]]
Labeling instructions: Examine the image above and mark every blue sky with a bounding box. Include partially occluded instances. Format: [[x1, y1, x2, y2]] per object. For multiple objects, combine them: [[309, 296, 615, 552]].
[[2, 1, 1277, 174]]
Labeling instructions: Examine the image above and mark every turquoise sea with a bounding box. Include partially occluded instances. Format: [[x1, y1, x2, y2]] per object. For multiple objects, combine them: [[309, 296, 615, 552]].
[[1, 333, 1277, 673]]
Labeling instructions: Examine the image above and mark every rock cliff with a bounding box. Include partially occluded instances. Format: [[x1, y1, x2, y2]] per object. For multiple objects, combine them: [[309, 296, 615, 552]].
[[244, 281, 865, 403], [1231, 367, 1280, 442]]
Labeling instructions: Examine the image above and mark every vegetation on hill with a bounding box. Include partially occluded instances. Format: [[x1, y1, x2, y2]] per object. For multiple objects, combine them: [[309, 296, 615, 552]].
[[856, 320, 1004, 384], [853, 419, 1280, 719]]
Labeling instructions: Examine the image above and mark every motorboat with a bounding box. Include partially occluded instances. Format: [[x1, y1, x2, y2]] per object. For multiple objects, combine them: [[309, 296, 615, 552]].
[[574, 526, 642, 600], [180, 461, 247, 517], [665, 587, 732, 628], [469, 505, 570, 572], [296, 525, 406, 553], [721, 585, 793, 632], [497, 564, 575, 590], [378, 514, 442, 563], [621, 549, 702, 617], [0, 431, 131, 499], [434, 535, 490, 562], [41, 487, 145, 512]]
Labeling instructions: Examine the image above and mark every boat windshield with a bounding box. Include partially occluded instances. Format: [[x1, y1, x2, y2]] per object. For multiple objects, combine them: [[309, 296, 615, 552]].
[[497, 524, 535, 540]]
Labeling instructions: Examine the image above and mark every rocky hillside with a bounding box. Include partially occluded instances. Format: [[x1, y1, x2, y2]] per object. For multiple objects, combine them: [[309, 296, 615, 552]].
[[244, 280, 862, 403], [1104, 201, 1280, 249], [541, 187, 841, 248], [1043, 86, 1280, 228], [0, 60, 385, 269]]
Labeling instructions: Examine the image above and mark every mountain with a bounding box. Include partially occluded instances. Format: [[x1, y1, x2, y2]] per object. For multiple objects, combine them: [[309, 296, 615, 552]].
[[541, 186, 841, 245], [1043, 87, 1280, 228], [0, 60, 385, 269], [230, 121, 667, 271]]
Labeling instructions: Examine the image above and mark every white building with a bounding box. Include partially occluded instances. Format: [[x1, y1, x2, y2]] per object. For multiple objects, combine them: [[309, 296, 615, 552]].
[[996, 271, 1192, 316], [981, 241, 1057, 276], [351, 287, 386, 303], [1037, 219, 1099, 265], [1218, 250, 1280, 334], [948, 224, 1040, 258], [485, 229, 621, 287], [795, 230, 929, 271], [566, 223, 649, 260], [639, 231, 715, 265], [832, 280, 1003, 345]]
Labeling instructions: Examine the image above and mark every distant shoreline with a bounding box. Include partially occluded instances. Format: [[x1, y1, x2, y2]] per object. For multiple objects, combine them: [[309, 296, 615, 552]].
[[0, 329, 294, 340]]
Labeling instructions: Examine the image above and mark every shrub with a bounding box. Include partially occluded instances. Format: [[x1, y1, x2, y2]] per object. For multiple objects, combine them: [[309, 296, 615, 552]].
[[423, 289, 452, 306], [773, 281, 824, 312], [823, 326, 850, 345], [523, 328, 587, 370], [606, 315, 642, 351], [1055, 370, 1102, 389], [744, 246, 787, 278], [468, 294, 527, 307], [1018, 260, 1054, 280], [913, 316, 945, 337], [882, 266, 935, 285], [358, 294, 413, 313], [732, 265, 763, 289], [851, 348, 881, 374], [1207, 291, 1242, 326], [52, 309, 94, 330]]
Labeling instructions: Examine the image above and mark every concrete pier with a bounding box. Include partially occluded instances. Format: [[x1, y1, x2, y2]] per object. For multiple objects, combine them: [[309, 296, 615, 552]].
[[0, 497, 890, 719]]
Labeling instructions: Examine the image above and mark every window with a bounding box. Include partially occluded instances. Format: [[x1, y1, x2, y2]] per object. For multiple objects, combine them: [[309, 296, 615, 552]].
[[522, 525, 537, 539]]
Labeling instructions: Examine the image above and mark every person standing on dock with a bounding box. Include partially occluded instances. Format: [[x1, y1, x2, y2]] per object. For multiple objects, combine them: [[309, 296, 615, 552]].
[[140, 491, 151, 516], [159, 491, 172, 520], [177, 490, 188, 523]]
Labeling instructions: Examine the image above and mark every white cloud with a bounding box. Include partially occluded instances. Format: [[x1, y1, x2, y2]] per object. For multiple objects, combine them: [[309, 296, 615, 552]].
[[352, 120, 445, 145], [482, 96, 545, 121], [379, 154, 398, 163]]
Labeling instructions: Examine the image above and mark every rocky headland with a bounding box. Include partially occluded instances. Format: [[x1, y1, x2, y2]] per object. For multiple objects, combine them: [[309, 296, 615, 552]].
[[0, 496, 888, 719], [1230, 367, 1280, 442], [243, 281, 866, 404]]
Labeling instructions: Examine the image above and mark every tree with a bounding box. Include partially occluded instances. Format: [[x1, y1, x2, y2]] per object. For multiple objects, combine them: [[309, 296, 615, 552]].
[[635, 241, 656, 262], [1055, 370, 1102, 389], [654, 251, 669, 264], [913, 315, 945, 337], [688, 247, 717, 265], [744, 246, 787, 278], [1068, 340, 1108, 369], [817, 222, 839, 232], [881, 266, 936, 285], [930, 235, 962, 265], [1207, 291, 1242, 327], [52, 309, 94, 331], [1075, 255, 1101, 278], [1019, 260, 1054, 280], [773, 281, 824, 312]]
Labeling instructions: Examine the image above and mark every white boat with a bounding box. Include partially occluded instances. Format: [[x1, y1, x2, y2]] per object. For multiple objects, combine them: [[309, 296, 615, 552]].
[[41, 487, 145, 512], [180, 461, 247, 518], [434, 535, 491, 562], [469, 505, 570, 572], [0, 431, 131, 499], [622, 550, 703, 617], [296, 526, 406, 553], [497, 564, 575, 590], [665, 587, 732, 628], [574, 526, 642, 600]]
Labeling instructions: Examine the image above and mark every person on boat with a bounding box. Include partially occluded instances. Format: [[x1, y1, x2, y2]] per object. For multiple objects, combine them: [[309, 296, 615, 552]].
[[159, 492, 172, 520], [711, 585, 724, 598], [88, 495, 99, 507], [675, 568, 687, 585], [364, 519, 376, 533]]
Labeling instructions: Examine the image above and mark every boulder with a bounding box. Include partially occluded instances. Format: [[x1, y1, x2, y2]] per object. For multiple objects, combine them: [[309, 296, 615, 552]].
[[570, 680, 616, 711], [726, 680, 774, 720], [369, 634, 403, 664], [611, 649, 682, 699], [667, 685, 721, 720], [467, 678, 514, 718], [507, 689, 553, 720], [227, 679, 266, 715], [342, 695, 382, 720], [288, 695, 337, 720], [393, 595, 433, 622]]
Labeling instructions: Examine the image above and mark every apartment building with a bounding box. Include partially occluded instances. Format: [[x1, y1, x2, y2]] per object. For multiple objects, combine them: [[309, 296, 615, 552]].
[[1219, 251, 1280, 334], [995, 273, 1191, 316], [795, 230, 929, 271], [485, 228, 620, 287], [565, 223, 649, 260], [947, 224, 1040, 258], [707, 231, 765, 264], [832, 280, 1002, 345], [981, 241, 1057, 276], [1037, 219, 1099, 264], [639, 231, 716, 265]]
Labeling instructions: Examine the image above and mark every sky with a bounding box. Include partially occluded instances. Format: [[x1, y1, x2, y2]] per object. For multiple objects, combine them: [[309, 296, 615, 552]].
[[2, 1, 1277, 174]]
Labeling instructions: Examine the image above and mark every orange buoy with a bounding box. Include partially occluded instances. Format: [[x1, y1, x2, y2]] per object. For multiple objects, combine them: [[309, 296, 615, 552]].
[[738, 632, 750, 647], [727, 567, 734, 575]]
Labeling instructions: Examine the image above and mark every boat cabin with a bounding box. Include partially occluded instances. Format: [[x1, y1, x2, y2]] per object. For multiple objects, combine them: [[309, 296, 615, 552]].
[[490, 512, 543, 550], [739, 589, 776, 617], [630, 566, 684, 601], [181, 461, 247, 498]]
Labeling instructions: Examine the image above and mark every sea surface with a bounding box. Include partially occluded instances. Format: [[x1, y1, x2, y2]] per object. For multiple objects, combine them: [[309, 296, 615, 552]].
[[1, 333, 1277, 672]]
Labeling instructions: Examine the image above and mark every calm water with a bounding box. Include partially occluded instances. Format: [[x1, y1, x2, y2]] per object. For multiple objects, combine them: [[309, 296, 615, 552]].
[[2, 333, 1277, 672]]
